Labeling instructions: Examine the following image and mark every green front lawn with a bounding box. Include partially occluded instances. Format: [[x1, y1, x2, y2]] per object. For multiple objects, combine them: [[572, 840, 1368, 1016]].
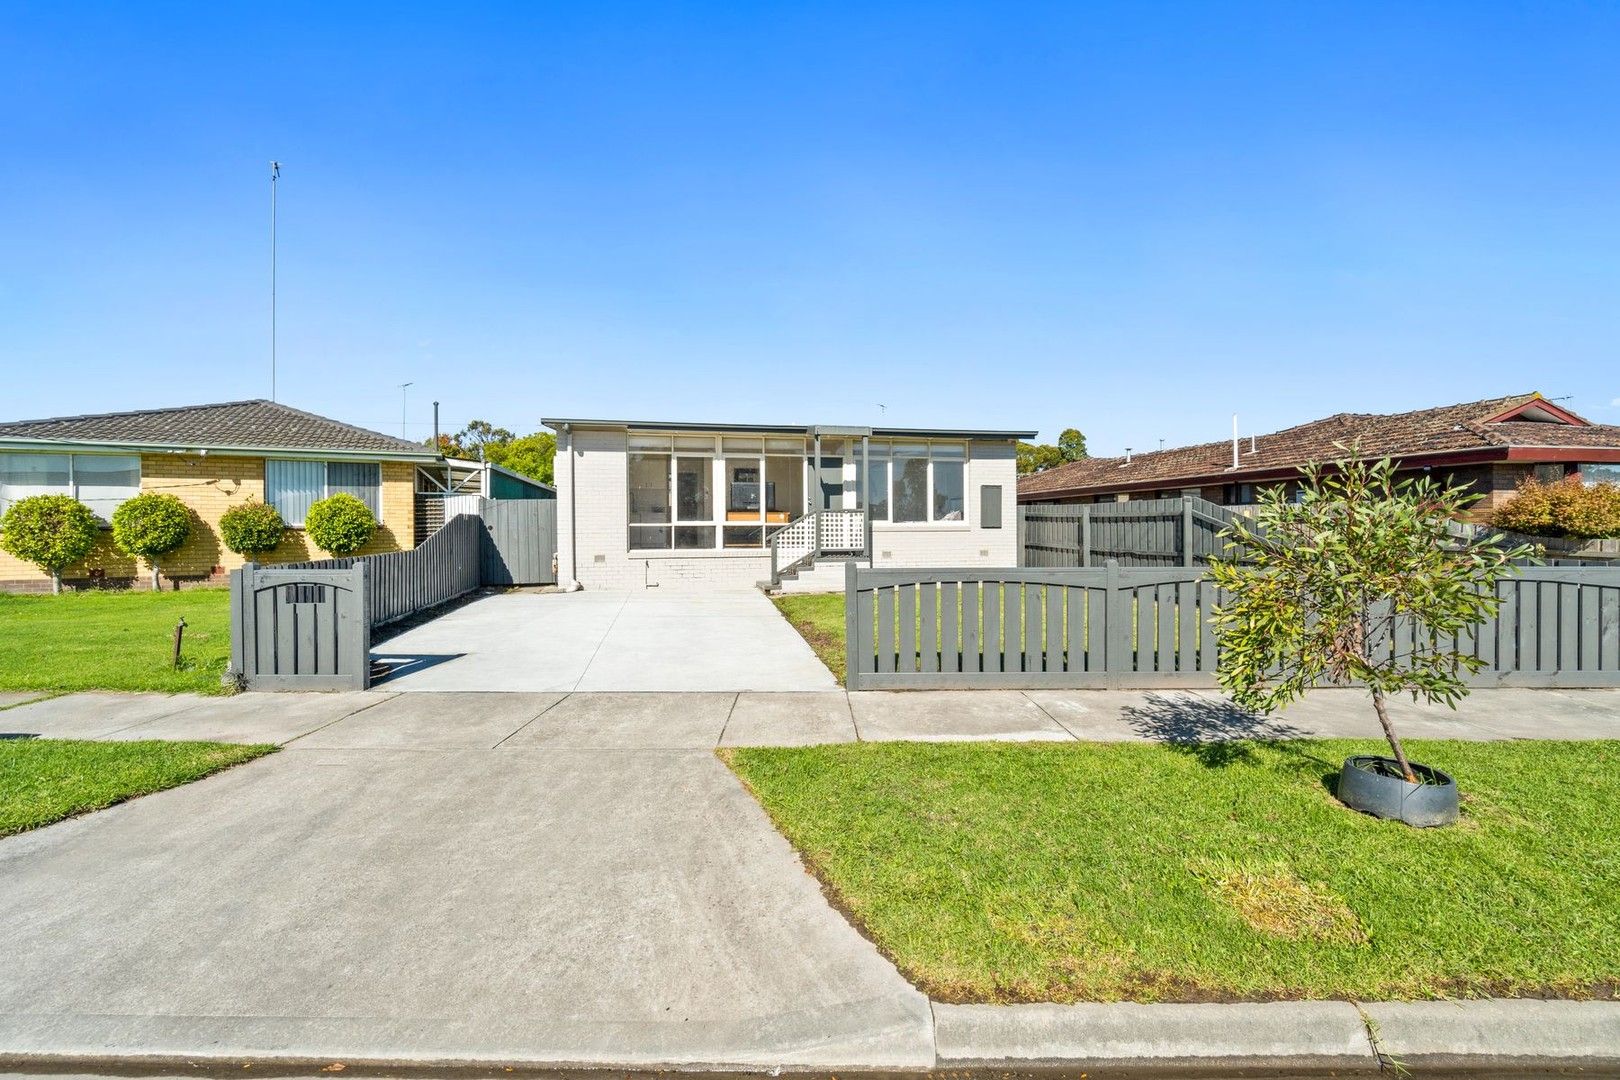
[[0, 738, 274, 836], [725, 739, 1620, 1003], [772, 593, 846, 680], [0, 589, 233, 695]]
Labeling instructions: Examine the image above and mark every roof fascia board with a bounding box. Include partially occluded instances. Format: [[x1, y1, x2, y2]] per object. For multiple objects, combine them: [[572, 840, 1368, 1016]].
[[543, 417, 1036, 440]]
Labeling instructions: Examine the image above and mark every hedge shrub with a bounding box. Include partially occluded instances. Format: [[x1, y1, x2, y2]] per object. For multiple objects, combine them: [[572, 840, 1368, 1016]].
[[305, 493, 377, 555], [219, 499, 287, 556], [0, 494, 101, 592], [111, 492, 192, 588], [1494, 477, 1620, 540]]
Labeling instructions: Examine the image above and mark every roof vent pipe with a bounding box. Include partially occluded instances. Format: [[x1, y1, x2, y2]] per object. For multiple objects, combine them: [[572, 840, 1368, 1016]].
[[1250, 433, 1257, 454], [1123, 447, 1133, 466], [1232, 414, 1239, 469]]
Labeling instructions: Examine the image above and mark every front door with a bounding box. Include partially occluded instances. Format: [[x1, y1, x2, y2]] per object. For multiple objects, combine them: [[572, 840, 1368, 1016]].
[[817, 456, 844, 511]]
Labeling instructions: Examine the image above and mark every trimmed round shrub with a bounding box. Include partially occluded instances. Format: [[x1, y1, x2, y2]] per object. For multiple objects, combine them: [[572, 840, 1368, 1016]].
[[1495, 477, 1620, 539], [305, 492, 377, 555], [219, 498, 287, 556], [0, 494, 100, 592], [111, 492, 192, 587]]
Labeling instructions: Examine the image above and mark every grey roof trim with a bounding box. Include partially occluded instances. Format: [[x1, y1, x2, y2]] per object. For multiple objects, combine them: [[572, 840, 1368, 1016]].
[[0, 436, 441, 463], [543, 417, 1036, 440]]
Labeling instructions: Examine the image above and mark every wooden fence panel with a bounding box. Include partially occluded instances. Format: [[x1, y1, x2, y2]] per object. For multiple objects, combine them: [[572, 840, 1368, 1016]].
[[846, 563, 1620, 690]]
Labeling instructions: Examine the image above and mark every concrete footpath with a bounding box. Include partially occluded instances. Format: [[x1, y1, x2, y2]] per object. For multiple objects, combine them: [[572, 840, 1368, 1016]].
[[4, 685, 1619, 746], [0, 687, 1616, 1075]]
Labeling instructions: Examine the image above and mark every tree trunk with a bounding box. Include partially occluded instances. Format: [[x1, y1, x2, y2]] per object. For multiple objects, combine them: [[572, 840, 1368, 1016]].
[[1372, 688, 1417, 783], [150, 563, 161, 591], [51, 570, 61, 596]]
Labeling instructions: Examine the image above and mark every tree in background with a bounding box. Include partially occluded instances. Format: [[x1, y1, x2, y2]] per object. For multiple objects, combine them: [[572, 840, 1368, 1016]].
[[434, 420, 557, 486], [484, 432, 557, 486], [1017, 427, 1088, 475], [0, 494, 100, 594]]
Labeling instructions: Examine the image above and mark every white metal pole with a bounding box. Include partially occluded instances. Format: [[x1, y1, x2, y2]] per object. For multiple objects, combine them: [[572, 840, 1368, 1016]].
[[1232, 413, 1239, 469], [270, 161, 280, 401]]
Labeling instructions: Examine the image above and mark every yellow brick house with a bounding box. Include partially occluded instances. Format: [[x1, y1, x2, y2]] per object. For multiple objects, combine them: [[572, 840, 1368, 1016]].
[[0, 400, 442, 592]]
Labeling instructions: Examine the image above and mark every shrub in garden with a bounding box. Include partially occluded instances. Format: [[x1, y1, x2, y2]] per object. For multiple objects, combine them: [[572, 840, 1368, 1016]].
[[219, 498, 287, 557], [111, 492, 192, 589], [0, 494, 100, 593], [1494, 476, 1620, 539], [1210, 451, 1533, 792], [304, 493, 377, 555]]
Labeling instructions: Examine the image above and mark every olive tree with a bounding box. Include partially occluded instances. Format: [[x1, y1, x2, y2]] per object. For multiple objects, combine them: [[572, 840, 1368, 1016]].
[[111, 492, 192, 589], [0, 494, 100, 594], [1208, 452, 1533, 782]]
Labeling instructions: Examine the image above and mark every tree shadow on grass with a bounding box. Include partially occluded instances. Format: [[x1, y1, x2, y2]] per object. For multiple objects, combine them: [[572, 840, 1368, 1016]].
[[1122, 693, 1335, 777]]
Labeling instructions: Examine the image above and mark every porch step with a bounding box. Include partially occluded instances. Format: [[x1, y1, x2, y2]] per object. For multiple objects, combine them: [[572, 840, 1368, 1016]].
[[768, 556, 870, 595]]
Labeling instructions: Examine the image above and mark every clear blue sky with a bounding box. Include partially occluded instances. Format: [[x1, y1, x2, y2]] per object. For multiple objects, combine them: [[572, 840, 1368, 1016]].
[[3, 2, 1616, 454]]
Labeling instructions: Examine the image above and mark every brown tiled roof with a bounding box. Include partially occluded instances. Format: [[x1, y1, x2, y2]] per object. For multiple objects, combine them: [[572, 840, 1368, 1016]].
[[0, 399, 437, 458], [1019, 393, 1620, 500]]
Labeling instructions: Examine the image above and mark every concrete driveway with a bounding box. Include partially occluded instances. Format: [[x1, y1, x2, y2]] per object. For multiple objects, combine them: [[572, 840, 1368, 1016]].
[[373, 590, 838, 692], [0, 692, 930, 1070]]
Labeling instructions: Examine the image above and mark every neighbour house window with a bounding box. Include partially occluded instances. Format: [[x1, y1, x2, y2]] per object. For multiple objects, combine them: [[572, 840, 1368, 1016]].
[[1533, 463, 1567, 485], [265, 459, 381, 526], [0, 452, 140, 521], [1578, 463, 1620, 486]]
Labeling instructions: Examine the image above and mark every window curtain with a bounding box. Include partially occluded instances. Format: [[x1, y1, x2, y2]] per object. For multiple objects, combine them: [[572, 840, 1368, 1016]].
[[73, 455, 141, 520], [265, 459, 324, 526], [327, 462, 381, 517]]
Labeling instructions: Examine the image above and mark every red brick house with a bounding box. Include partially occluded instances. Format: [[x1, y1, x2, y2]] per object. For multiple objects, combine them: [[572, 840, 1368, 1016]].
[[1018, 393, 1620, 519]]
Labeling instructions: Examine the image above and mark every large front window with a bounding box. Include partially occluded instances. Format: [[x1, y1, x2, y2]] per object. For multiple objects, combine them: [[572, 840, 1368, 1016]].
[[629, 434, 807, 551], [862, 439, 969, 524], [0, 452, 140, 521], [266, 459, 381, 526]]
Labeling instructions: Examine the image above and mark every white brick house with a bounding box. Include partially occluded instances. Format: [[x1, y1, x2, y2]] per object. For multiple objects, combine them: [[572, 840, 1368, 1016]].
[[544, 419, 1034, 591]]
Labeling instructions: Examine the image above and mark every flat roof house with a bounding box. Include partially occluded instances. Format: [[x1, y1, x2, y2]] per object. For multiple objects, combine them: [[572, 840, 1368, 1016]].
[[545, 418, 1035, 591], [1019, 393, 1620, 518], [0, 400, 442, 592]]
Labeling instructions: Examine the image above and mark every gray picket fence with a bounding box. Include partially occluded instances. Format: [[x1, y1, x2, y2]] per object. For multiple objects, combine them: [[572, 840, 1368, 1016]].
[[1019, 497, 1245, 568], [275, 511, 484, 629], [844, 562, 1620, 690]]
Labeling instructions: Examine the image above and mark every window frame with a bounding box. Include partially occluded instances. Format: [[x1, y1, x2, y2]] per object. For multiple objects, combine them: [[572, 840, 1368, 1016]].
[[860, 438, 971, 526], [627, 433, 809, 553], [0, 451, 141, 523], [265, 458, 382, 527]]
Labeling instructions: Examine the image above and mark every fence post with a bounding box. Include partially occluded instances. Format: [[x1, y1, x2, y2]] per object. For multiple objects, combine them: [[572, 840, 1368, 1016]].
[[1104, 559, 1128, 690], [844, 560, 860, 690], [1182, 496, 1195, 568], [1080, 505, 1092, 568]]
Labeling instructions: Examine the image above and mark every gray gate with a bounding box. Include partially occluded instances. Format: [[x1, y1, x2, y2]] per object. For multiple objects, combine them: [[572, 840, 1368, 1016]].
[[479, 499, 557, 585], [230, 563, 370, 691]]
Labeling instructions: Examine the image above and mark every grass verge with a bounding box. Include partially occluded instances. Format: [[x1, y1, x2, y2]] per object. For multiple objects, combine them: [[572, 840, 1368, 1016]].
[[0, 589, 233, 695], [724, 738, 1620, 1003], [771, 593, 846, 681], [0, 738, 274, 836]]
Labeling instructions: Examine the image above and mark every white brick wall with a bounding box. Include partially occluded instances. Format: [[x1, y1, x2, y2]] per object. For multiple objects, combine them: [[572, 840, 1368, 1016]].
[[555, 426, 1021, 591]]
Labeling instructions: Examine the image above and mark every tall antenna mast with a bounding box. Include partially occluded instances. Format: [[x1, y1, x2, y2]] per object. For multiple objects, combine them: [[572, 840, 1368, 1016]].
[[270, 161, 281, 401]]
